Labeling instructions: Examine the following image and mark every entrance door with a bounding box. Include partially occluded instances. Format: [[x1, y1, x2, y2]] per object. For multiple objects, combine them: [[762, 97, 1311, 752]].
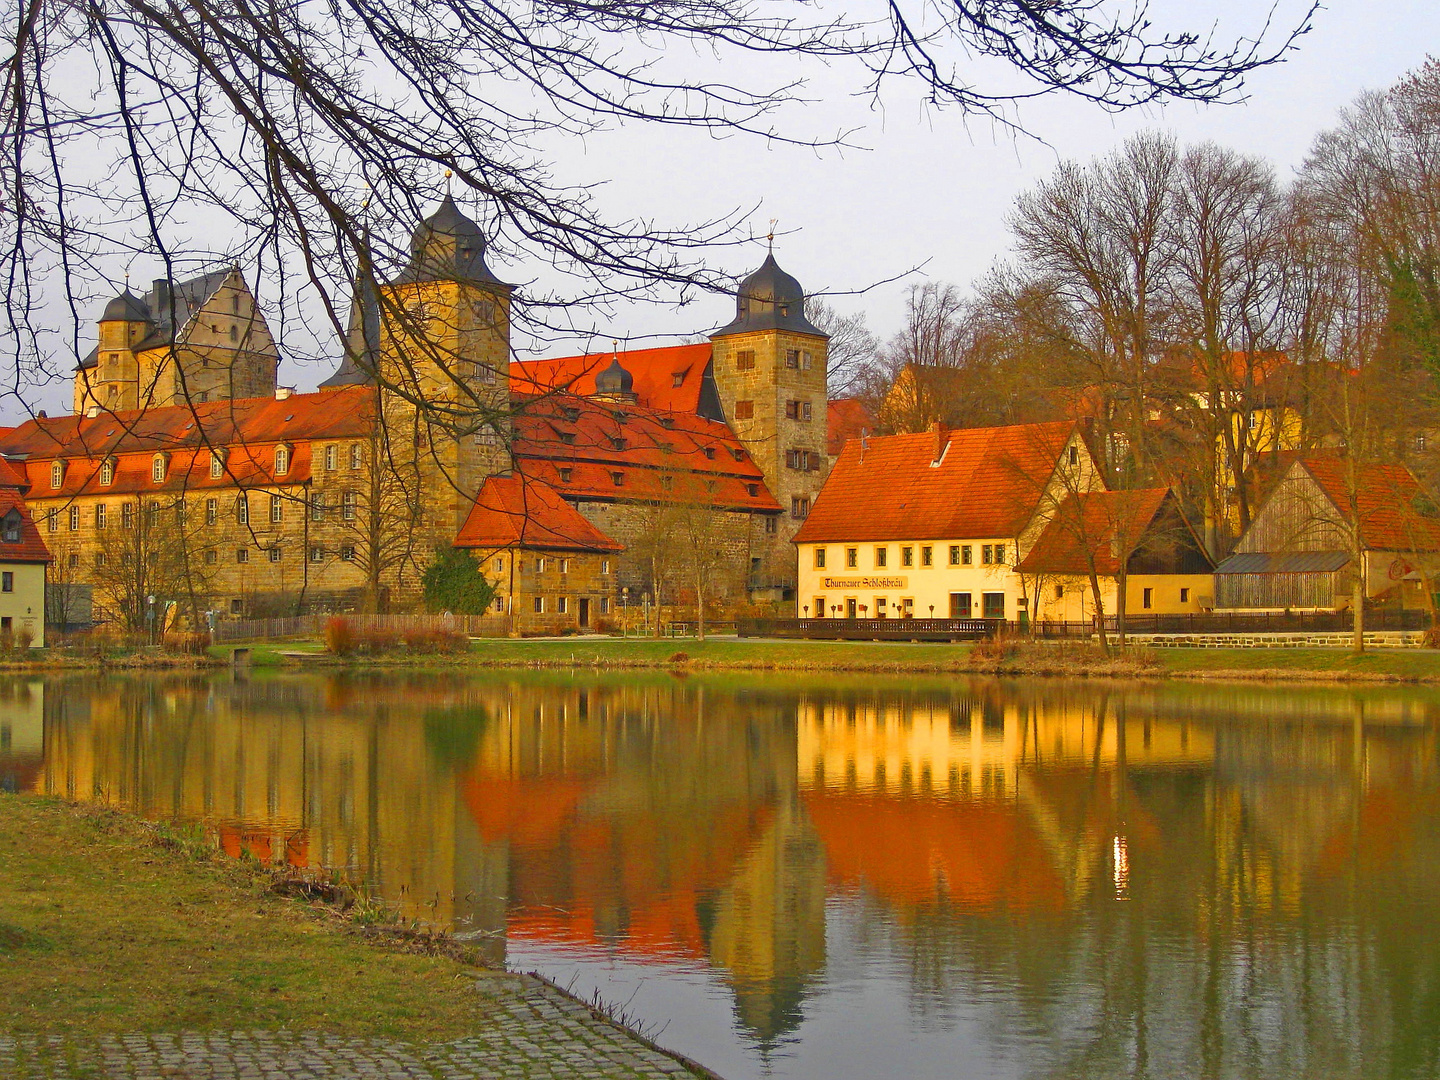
[[578, 598, 590, 629], [949, 592, 972, 619], [846, 598, 858, 619]]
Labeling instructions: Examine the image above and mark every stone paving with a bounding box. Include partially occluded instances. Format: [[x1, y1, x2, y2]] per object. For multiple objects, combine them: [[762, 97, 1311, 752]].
[[0, 972, 710, 1080]]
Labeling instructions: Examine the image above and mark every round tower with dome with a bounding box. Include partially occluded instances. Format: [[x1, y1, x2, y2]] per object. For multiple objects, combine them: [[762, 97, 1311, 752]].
[[709, 251, 830, 599]]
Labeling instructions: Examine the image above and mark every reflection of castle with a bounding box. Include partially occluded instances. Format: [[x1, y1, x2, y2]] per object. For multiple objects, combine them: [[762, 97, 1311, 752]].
[[16, 674, 1440, 1063]]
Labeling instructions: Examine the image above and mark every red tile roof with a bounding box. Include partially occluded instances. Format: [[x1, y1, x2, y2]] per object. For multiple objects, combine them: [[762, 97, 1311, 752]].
[[17, 442, 315, 499], [0, 386, 372, 463], [455, 473, 622, 553], [826, 397, 873, 457], [0, 490, 52, 562], [512, 343, 713, 413], [1299, 456, 1440, 551], [0, 455, 29, 490], [514, 392, 781, 513], [1016, 488, 1171, 576], [793, 420, 1079, 544]]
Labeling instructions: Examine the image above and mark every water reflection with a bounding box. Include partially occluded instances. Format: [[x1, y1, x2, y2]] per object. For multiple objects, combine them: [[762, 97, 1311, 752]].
[[6, 672, 1440, 1080]]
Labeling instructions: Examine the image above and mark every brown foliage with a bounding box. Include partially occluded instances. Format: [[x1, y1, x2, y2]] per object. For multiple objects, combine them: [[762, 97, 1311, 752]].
[[323, 617, 354, 655]]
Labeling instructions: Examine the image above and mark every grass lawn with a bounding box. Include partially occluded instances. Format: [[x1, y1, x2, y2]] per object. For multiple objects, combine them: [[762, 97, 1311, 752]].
[[1156, 646, 1440, 679], [0, 794, 482, 1039]]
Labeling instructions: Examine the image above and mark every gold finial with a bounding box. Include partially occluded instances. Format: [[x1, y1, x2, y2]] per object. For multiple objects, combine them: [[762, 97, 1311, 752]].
[[444, 169, 453, 196], [612, 338, 619, 358], [767, 218, 778, 252]]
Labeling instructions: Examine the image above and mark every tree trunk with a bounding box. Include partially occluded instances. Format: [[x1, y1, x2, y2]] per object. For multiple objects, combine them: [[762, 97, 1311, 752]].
[[694, 569, 707, 641], [1116, 568, 1128, 648], [1352, 549, 1366, 654], [1088, 569, 1110, 656]]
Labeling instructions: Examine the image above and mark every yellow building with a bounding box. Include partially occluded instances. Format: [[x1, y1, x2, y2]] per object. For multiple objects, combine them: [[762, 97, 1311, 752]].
[[0, 458, 50, 645]]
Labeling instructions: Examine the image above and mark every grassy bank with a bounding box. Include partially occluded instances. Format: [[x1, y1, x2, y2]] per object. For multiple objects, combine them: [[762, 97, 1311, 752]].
[[207, 635, 1440, 682], [0, 794, 481, 1039]]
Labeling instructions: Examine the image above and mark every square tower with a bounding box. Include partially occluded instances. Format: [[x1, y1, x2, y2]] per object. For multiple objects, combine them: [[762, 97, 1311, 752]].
[[709, 253, 829, 595]]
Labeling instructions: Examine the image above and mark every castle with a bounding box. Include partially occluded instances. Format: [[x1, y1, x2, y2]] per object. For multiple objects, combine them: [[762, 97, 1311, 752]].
[[3, 199, 830, 628]]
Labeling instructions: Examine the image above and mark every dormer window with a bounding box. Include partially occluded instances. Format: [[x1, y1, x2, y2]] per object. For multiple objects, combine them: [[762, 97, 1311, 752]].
[[730, 447, 744, 462], [2, 510, 20, 543], [151, 453, 168, 483], [210, 450, 225, 479], [274, 444, 291, 476], [558, 467, 572, 482], [609, 436, 627, 451], [672, 372, 685, 387], [50, 461, 64, 489], [100, 459, 115, 486], [559, 431, 576, 445], [611, 471, 625, 486], [562, 407, 580, 423], [702, 447, 716, 460]]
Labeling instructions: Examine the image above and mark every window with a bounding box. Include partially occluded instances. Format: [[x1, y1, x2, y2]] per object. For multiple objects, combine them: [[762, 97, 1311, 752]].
[[324, 444, 336, 470], [493, 596, 506, 613], [874, 546, 887, 568], [735, 400, 754, 420], [611, 471, 625, 486], [609, 436, 627, 451], [994, 544, 1006, 565], [210, 451, 225, 479], [68, 553, 79, 569], [792, 496, 810, 519], [764, 515, 777, 534], [46, 508, 57, 533], [236, 548, 249, 563], [599, 597, 610, 614], [559, 558, 570, 574], [310, 493, 325, 521], [236, 493, 249, 524], [746, 483, 759, 497], [901, 546, 913, 567], [801, 350, 813, 371], [269, 494, 283, 524], [949, 545, 960, 566], [786, 448, 819, 471], [268, 547, 282, 563], [921, 546, 932, 567], [340, 546, 355, 561], [342, 491, 356, 520], [814, 547, 826, 569], [1055, 584, 1064, 600], [533, 596, 545, 613], [121, 502, 133, 529], [702, 447, 716, 460], [1142, 587, 1153, 609], [94, 551, 106, 568], [230, 598, 243, 615], [784, 349, 800, 369], [229, 324, 238, 343], [50, 461, 63, 489], [3, 572, 15, 593], [982, 592, 1005, 619], [204, 549, 217, 565], [145, 501, 160, 527], [601, 559, 611, 575], [874, 596, 887, 617], [735, 350, 755, 371], [349, 443, 361, 469], [1416, 433, 1428, 453], [206, 498, 218, 526], [536, 557, 547, 573], [1180, 587, 1190, 603], [175, 500, 186, 527], [557, 596, 568, 613], [671, 372, 685, 387], [846, 547, 858, 569], [151, 454, 167, 483], [100, 459, 115, 485], [1067, 444, 1079, 467], [661, 475, 673, 492], [784, 400, 813, 422], [813, 596, 826, 618], [274, 445, 290, 476], [558, 467, 572, 482], [962, 545, 972, 565], [68, 506, 80, 531], [982, 545, 993, 565], [0, 515, 16, 543]]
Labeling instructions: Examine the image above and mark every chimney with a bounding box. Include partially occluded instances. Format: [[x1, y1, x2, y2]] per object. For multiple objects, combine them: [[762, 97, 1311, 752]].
[[275, 386, 293, 401], [36, 410, 46, 419], [86, 405, 99, 418], [152, 278, 171, 314], [930, 420, 945, 463]]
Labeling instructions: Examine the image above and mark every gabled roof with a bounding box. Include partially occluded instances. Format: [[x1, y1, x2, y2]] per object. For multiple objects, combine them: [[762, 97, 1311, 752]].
[[455, 473, 621, 553], [0, 491, 52, 563], [0, 455, 29, 490], [793, 420, 1079, 544], [80, 270, 237, 367], [512, 344, 714, 413], [0, 386, 372, 463], [826, 397, 873, 458], [1016, 488, 1206, 577], [1298, 456, 1440, 551], [513, 392, 781, 513]]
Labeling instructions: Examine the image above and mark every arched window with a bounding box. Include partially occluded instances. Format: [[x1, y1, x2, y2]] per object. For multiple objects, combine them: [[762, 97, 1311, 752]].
[[274, 445, 290, 476], [151, 454, 167, 483], [50, 461, 63, 489], [100, 459, 115, 485], [210, 450, 225, 479]]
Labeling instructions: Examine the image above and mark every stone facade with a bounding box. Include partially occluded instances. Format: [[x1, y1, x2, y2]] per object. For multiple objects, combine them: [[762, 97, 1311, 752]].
[[484, 548, 617, 634]]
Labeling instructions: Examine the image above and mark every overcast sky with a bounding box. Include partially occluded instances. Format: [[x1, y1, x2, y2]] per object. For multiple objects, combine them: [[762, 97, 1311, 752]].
[[17, 0, 1440, 416]]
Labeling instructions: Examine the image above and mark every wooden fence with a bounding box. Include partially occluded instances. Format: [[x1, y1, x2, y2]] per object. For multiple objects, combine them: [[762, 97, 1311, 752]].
[[737, 617, 1001, 642], [212, 612, 513, 642]]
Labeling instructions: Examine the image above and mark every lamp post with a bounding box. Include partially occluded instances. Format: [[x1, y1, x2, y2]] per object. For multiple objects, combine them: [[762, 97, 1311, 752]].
[[622, 586, 629, 637]]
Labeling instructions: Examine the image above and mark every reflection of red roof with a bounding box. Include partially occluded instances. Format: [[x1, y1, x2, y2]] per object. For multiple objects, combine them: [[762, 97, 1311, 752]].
[[512, 344, 714, 413], [0, 490, 51, 562], [794, 420, 1078, 544], [804, 791, 1065, 914], [1017, 488, 1171, 576], [514, 393, 780, 513], [826, 397, 873, 457], [455, 473, 623, 553], [461, 773, 593, 848], [1299, 456, 1440, 551]]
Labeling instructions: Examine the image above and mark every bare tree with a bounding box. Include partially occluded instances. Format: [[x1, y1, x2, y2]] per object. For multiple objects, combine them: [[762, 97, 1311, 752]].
[[807, 299, 878, 399], [91, 496, 214, 632]]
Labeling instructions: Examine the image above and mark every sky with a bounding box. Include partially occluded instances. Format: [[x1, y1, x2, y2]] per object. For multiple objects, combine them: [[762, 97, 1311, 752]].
[[14, 0, 1440, 417]]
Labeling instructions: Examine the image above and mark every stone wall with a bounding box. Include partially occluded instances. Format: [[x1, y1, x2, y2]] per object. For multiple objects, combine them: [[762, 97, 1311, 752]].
[[1129, 631, 1426, 649]]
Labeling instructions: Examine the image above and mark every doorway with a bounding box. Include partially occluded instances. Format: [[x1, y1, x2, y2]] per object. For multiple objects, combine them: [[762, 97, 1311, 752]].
[[846, 597, 858, 619], [578, 597, 590, 629]]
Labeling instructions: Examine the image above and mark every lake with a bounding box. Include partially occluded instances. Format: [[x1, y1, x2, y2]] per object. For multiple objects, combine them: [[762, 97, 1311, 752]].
[[3, 670, 1438, 1079]]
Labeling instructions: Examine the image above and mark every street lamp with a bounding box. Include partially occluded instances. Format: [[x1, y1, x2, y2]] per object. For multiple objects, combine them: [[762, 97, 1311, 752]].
[[622, 586, 630, 637]]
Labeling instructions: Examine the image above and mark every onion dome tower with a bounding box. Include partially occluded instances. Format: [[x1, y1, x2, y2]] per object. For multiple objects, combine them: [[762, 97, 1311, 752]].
[[711, 253, 825, 338]]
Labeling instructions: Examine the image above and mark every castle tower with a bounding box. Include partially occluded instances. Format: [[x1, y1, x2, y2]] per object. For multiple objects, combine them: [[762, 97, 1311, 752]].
[[75, 290, 153, 413], [377, 196, 514, 538], [709, 253, 829, 596]]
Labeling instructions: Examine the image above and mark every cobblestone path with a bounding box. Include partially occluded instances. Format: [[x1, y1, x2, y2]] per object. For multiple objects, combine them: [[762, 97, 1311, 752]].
[[0, 972, 710, 1080]]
